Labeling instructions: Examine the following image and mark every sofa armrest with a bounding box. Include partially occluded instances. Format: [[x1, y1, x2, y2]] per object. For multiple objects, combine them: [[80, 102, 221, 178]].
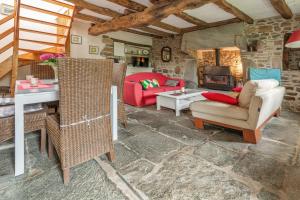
[[123, 81, 143, 106], [167, 78, 185, 87], [247, 86, 285, 130]]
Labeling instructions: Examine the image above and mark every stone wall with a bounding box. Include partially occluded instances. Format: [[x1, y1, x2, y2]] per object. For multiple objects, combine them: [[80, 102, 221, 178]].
[[241, 15, 300, 112], [151, 15, 300, 112], [288, 49, 300, 70], [152, 35, 186, 78]]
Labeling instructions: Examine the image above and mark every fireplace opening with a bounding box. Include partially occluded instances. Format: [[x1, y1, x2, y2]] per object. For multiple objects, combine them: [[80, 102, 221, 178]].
[[197, 47, 243, 90]]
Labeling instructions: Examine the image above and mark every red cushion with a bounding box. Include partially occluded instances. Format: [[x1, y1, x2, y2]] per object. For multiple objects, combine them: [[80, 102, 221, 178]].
[[202, 92, 238, 105], [232, 87, 243, 93]]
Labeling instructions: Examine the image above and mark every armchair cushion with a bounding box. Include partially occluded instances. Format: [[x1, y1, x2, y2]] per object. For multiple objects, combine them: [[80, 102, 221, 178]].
[[190, 101, 249, 121], [238, 81, 257, 108], [202, 92, 238, 105]]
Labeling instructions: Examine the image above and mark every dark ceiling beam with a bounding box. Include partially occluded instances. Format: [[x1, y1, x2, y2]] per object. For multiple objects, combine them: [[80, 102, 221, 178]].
[[214, 0, 254, 24], [175, 13, 208, 26], [270, 0, 293, 19], [107, 0, 146, 12], [182, 18, 241, 33], [89, 0, 217, 35]]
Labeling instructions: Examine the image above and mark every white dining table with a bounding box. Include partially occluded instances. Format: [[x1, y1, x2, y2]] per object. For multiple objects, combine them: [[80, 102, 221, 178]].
[[14, 80, 118, 176]]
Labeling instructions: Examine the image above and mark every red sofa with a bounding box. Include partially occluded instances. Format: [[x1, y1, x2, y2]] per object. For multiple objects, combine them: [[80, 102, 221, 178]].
[[124, 72, 185, 107]]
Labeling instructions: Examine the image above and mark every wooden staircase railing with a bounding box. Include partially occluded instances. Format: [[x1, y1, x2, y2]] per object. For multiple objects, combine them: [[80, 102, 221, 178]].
[[0, 0, 75, 95]]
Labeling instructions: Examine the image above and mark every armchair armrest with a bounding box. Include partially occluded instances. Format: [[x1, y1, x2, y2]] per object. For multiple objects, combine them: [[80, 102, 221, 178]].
[[247, 87, 285, 130], [123, 81, 143, 106]]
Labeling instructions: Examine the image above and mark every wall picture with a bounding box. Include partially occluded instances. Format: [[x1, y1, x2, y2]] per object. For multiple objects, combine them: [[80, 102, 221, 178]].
[[89, 45, 99, 55], [71, 35, 82, 44], [161, 46, 172, 62], [1, 4, 14, 15]]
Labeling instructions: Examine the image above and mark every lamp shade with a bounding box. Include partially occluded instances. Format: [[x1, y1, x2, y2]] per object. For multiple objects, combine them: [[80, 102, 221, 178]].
[[285, 29, 300, 48]]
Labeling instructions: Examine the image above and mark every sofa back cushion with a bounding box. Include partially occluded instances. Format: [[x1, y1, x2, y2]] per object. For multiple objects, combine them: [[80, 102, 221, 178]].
[[238, 79, 279, 108], [252, 79, 279, 92], [238, 81, 257, 108], [125, 72, 168, 86]]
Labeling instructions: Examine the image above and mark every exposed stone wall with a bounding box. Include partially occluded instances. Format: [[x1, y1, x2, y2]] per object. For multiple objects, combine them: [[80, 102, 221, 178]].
[[241, 15, 300, 69], [282, 71, 300, 112], [152, 35, 186, 78], [151, 15, 300, 112], [288, 49, 300, 70], [241, 15, 300, 112]]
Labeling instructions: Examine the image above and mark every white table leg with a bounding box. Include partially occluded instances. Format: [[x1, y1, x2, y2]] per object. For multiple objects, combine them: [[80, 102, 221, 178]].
[[157, 97, 161, 110], [14, 98, 25, 176], [175, 99, 180, 117], [111, 86, 118, 141]]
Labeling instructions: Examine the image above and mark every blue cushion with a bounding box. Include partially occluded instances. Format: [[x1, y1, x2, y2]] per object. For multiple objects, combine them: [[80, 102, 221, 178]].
[[248, 67, 281, 83]]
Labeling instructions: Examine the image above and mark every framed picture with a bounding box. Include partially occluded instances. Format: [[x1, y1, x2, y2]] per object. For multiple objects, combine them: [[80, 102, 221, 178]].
[[71, 35, 82, 44], [1, 4, 14, 15], [161, 46, 172, 62], [89, 45, 99, 55]]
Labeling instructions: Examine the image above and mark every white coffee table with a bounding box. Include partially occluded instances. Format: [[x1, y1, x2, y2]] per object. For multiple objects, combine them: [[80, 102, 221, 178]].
[[156, 89, 206, 116]]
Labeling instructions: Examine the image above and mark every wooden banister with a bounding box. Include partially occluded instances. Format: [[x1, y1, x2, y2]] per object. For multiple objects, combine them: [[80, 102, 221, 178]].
[[19, 38, 65, 47], [20, 16, 70, 29], [0, 14, 14, 25], [21, 4, 72, 19], [0, 42, 14, 54], [19, 28, 67, 38], [0, 27, 14, 40]]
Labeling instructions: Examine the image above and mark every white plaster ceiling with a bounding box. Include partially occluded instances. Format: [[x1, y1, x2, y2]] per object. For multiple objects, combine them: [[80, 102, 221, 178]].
[[226, 0, 279, 19], [79, 9, 112, 20], [184, 3, 235, 23], [147, 25, 177, 34], [129, 28, 152, 33], [85, 0, 126, 14], [161, 14, 196, 29], [286, 0, 300, 14]]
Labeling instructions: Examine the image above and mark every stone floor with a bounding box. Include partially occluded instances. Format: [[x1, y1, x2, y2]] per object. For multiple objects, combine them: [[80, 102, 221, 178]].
[[0, 105, 300, 200]]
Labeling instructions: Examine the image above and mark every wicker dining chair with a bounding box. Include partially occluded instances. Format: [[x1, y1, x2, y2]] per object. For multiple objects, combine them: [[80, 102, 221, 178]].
[[30, 61, 55, 79], [0, 107, 47, 153], [30, 61, 58, 113], [112, 63, 128, 127], [47, 58, 115, 185]]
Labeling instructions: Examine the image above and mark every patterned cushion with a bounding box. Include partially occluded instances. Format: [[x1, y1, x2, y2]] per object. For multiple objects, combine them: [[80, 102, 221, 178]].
[[165, 79, 179, 87], [152, 79, 160, 87], [140, 79, 160, 90]]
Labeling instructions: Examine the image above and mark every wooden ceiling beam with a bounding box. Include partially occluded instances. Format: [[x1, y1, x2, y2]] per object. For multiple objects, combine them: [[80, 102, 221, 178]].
[[65, 0, 121, 18], [214, 0, 254, 24], [182, 18, 241, 33], [137, 27, 173, 37], [107, 0, 146, 12], [270, 0, 293, 19], [75, 13, 105, 23], [175, 13, 207, 26], [124, 29, 162, 38], [89, 0, 217, 35], [151, 21, 182, 33]]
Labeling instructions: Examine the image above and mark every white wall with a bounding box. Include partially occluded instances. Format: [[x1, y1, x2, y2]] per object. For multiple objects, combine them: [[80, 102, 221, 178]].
[[70, 20, 152, 59]]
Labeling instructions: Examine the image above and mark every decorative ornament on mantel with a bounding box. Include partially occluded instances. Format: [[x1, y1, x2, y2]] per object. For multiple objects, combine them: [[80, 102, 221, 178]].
[[39, 53, 65, 80], [285, 29, 300, 48]]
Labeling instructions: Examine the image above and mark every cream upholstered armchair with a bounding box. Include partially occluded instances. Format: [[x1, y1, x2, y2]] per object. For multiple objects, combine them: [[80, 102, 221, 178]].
[[190, 79, 285, 144]]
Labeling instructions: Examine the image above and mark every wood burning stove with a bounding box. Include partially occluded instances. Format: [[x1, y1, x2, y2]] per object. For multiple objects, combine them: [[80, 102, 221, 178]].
[[203, 66, 235, 91]]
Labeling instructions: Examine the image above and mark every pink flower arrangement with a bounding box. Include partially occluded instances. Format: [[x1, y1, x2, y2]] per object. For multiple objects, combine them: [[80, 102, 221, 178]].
[[40, 53, 65, 61], [39, 53, 65, 66]]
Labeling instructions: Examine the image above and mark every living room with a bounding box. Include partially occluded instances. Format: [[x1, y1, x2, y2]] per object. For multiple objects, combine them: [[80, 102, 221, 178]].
[[0, 0, 300, 199]]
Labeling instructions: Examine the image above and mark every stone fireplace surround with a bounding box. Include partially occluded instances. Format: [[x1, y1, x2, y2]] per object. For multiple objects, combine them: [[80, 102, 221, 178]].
[[152, 15, 300, 112]]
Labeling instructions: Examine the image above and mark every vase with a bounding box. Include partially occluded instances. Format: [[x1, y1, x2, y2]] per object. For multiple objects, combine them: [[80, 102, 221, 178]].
[[48, 63, 58, 81]]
